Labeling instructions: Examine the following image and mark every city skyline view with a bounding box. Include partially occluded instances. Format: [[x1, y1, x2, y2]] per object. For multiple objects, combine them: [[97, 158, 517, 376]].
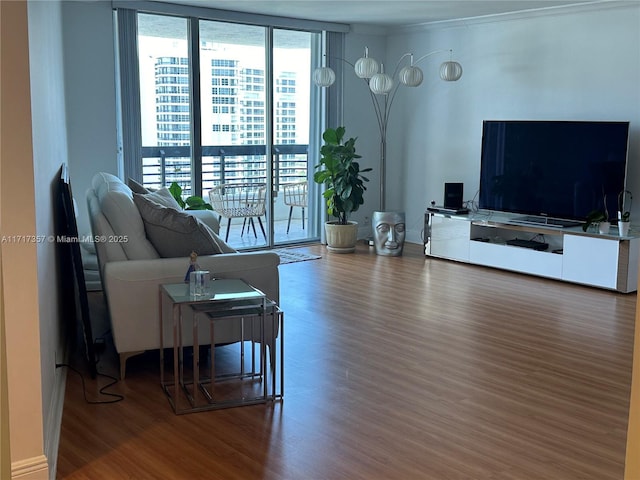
[[138, 18, 312, 149], [128, 13, 318, 246]]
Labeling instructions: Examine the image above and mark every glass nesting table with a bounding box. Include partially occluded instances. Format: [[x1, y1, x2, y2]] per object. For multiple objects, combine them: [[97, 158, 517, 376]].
[[159, 278, 283, 414]]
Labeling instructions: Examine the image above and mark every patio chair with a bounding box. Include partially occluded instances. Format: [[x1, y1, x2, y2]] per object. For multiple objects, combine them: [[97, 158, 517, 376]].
[[283, 181, 307, 234], [209, 183, 267, 242]]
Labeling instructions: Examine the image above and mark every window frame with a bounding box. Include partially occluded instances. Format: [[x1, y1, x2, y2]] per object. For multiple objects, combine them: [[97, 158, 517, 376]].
[[114, 3, 345, 245]]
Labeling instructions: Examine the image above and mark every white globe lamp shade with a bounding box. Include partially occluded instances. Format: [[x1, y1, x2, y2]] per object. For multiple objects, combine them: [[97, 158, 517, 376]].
[[313, 67, 336, 87], [440, 61, 463, 81], [354, 48, 379, 79], [399, 65, 424, 87], [369, 73, 394, 95]]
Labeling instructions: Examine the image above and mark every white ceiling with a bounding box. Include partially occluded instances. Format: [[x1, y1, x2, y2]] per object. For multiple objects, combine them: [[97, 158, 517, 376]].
[[159, 0, 607, 27]]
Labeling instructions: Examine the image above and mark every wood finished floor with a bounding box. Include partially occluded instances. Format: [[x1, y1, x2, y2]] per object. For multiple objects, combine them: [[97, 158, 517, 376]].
[[57, 242, 637, 479]]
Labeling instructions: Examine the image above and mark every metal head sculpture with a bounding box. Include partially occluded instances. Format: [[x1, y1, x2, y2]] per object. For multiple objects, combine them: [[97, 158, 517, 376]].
[[372, 211, 406, 256]]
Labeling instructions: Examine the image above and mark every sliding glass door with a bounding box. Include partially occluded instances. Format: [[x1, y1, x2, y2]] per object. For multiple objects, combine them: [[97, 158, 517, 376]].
[[272, 29, 315, 247], [198, 21, 269, 248], [123, 10, 322, 250]]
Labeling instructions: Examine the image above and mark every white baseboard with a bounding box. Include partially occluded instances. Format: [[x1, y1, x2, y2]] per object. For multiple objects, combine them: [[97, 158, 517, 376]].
[[12, 454, 48, 479], [43, 365, 67, 480], [10, 367, 64, 479]]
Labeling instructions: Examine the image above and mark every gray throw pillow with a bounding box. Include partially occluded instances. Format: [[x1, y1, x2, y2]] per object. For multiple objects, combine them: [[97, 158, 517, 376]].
[[141, 187, 182, 209], [127, 178, 150, 194], [133, 193, 236, 258]]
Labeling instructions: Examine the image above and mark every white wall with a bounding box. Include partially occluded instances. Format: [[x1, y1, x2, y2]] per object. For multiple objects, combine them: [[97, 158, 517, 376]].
[[62, 0, 118, 237], [28, 0, 71, 475], [62, 3, 640, 245], [382, 3, 640, 243]]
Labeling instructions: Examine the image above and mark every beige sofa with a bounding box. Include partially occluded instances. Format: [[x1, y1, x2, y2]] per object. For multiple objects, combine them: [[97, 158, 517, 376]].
[[86, 172, 280, 378]]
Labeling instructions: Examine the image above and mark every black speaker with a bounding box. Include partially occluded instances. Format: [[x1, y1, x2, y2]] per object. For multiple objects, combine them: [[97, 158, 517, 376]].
[[444, 182, 464, 209]]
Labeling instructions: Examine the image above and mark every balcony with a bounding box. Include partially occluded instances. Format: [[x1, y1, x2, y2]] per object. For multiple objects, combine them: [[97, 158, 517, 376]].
[[140, 143, 314, 249]]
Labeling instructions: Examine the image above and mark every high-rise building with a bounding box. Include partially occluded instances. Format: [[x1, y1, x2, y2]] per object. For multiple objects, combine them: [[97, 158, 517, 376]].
[[155, 57, 190, 147], [151, 50, 301, 189], [153, 53, 299, 150]]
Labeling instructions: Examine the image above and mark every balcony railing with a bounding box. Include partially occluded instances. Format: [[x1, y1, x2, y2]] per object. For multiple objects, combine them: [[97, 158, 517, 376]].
[[140, 144, 309, 197]]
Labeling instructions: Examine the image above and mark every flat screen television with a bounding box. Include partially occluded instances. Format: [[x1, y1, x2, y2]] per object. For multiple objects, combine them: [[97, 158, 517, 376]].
[[478, 120, 630, 224]]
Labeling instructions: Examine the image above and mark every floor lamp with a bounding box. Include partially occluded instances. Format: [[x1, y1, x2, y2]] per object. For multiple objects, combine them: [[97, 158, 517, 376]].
[[313, 47, 463, 212]]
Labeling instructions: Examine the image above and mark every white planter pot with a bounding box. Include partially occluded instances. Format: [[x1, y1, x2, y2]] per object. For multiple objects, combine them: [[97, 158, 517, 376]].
[[598, 221, 611, 234], [325, 221, 358, 253], [619, 221, 631, 237]]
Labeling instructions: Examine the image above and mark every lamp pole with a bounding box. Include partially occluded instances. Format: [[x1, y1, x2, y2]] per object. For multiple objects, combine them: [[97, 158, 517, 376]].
[[314, 48, 462, 212]]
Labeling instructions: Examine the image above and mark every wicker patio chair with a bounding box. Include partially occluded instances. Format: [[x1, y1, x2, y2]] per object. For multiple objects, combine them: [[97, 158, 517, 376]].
[[282, 181, 307, 234], [208, 183, 267, 242]]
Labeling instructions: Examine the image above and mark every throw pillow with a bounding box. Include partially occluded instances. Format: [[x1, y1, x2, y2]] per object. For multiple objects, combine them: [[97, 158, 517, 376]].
[[141, 187, 182, 210], [127, 178, 150, 194], [133, 193, 236, 258]]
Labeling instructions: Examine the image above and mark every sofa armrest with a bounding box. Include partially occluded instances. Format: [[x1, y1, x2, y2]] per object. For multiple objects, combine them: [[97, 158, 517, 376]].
[[102, 251, 279, 354]]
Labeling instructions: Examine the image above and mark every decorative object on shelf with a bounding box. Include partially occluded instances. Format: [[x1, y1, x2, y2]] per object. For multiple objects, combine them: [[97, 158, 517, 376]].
[[313, 126, 371, 253], [618, 219, 631, 237], [184, 251, 201, 283], [313, 47, 462, 211], [618, 189, 632, 236], [189, 269, 210, 297], [598, 220, 611, 235], [372, 211, 406, 257], [583, 191, 610, 233], [583, 210, 608, 233], [169, 182, 213, 210]]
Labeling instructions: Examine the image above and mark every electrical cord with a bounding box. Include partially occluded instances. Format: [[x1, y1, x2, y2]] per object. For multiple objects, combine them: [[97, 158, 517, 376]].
[[56, 363, 124, 404], [464, 189, 480, 213]]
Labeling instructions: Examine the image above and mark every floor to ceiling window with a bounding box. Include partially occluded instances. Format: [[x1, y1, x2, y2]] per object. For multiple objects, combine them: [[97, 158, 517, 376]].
[[115, 4, 343, 250], [137, 14, 191, 188]]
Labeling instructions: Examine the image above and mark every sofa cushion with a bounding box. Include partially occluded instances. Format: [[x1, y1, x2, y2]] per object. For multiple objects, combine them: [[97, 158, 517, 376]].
[[92, 172, 159, 260], [87, 186, 128, 264], [133, 193, 236, 258], [140, 187, 182, 209]]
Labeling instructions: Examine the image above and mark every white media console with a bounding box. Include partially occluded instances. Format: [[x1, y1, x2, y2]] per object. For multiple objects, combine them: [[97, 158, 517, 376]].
[[424, 211, 639, 293]]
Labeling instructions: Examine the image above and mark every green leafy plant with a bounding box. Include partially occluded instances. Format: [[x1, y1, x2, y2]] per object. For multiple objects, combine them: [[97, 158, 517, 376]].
[[582, 190, 609, 232], [313, 126, 371, 225], [169, 182, 213, 210], [582, 210, 608, 232]]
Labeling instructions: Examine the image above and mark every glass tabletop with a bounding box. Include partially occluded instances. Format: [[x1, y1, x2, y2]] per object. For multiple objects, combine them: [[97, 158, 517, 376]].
[[161, 278, 265, 304]]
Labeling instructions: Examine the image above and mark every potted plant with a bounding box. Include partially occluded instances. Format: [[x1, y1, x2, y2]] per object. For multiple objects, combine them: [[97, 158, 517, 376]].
[[618, 189, 632, 236], [314, 126, 371, 253], [583, 191, 610, 234], [169, 182, 213, 210]]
